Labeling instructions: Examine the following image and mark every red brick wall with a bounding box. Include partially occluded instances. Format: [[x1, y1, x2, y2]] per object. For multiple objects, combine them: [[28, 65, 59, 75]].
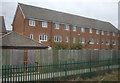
[[12, 5, 25, 35]]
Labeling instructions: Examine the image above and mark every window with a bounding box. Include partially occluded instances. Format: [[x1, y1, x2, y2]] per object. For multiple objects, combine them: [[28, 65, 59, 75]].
[[112, 40, 116, 45], [118, 33, 120, 37], [101, 40, 104, 44], [73, 37, 76, 43], [55, 23, 59, 29], [89, 39, 94, 44], [101, 31, 104, 35], [81, 28, 85, 32], [66, 36, 68, 42], [73, 26, 76, 31], [42, 21, 47, 28], [30, 34, 33, 40], [54, 36, 62, 42], [97, 39, 99, 44], [80, 38, 85, 43], [113, 32, 115, 36], [106, 40, 110, 45], [29, 20, 35, 26], [89, 28, 92, 33], [96, 30, 99, 34], [39, 35, 47, 41], [107, 32, 110, 36], [65, 25, 69, 30]]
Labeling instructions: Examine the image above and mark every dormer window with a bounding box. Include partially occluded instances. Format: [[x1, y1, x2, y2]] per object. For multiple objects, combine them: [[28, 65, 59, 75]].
[[96, 30, 99, 34], [55, 23, 59, 29], [65, 25, 69, 30], [81, 28, 85, 32], [89, 28, 92, 33], [101, 31, 104, 35], [73, 26, 77, 31], [42, 21, 47, 28], [113, 32, 115, 36], [29, 20, 35, 26]]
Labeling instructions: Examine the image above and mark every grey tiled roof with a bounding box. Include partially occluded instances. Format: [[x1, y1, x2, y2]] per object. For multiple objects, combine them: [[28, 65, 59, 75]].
[[19, 3, 119, 32], [0, 16, 7, 33], [0, 32, 48, 48]]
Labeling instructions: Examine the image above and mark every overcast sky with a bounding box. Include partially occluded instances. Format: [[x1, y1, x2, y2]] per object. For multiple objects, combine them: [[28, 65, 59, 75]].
[[1, 0, 120, 30]]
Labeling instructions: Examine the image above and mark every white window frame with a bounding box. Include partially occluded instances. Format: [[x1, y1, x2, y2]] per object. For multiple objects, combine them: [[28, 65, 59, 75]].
[[101, 31, 104, 35], [101, 40, 104, 44], [106, 40, 110, 45], [118, 33, 120, 37], [112, 40, 116, 45], [66, 36, 68, 43], [81, 28, 85, 32], [29, 20, 35, 26], [65, 25, 69, 30], [113, 32, 115, 36], [55, 23, 60, 29], [89, 39, 94, 44], [96, 30, 99, 34], [54, 36, 62, 42], [39, 35, 47, 41], [73, 37, 76, 43], [42, 21, 47, 28], [73, 26, 77, 31], [80, 38, 85, 43], [30, 34, 33, 40], [97, 39, 99, 44], [89, 28, 92, 33]]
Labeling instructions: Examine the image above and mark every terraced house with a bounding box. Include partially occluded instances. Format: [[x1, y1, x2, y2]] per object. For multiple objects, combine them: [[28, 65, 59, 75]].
[[12, 3, 120, 50]]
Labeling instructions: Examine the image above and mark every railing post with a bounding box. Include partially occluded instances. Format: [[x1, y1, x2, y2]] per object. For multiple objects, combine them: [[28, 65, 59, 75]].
[[89, 50, 92, 78], [65, 61, 67, 80], [108, 59, 110, 73]]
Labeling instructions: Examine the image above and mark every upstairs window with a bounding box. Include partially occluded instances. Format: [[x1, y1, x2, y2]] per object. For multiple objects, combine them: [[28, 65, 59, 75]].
[[89, 39, 94, 44], [73, 37, 76, 43], [106, 40, 110, 45], [55, 23, 59, 29], [113, 32, 115, 36], [30, 34, 33, 40], [42, 21, 47, 28], [66, 36, 69, 43], [80, 38, 85, 43], [54, 36, 62, 42], [101, 31, 104, 35], [65, 25, 69, 30], [81, 28, 85, 32], [118, 33, 120, 37], [96, 30, 99, 34], [112, 40, 116, 45], [29, 20, 35, 26], [73, 26, 77, 31], [107, 32, 110, 36], [89, 28, 92, 33], [39, 35, 47, 41]]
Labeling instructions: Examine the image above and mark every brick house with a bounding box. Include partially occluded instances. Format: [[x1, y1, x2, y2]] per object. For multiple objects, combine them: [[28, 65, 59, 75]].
[[0, 16, 7, 36], [12, 3, 120, 50]]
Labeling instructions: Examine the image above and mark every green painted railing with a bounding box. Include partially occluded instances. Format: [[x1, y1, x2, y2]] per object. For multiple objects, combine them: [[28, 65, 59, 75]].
[[2, 58, 119, 82]]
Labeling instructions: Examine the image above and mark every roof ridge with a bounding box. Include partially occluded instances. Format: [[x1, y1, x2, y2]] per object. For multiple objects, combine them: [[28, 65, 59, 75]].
[[0, 31, 13, 38]]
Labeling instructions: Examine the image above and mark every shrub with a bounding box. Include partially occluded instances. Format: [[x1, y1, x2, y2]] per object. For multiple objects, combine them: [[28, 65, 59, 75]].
[[52, 42, 68, 49], [70, 42, 83, 50]]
